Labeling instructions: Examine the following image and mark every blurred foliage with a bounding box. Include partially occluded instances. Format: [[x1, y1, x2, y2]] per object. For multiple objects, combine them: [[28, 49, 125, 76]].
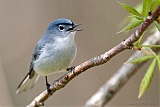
[[117, 0, 160, 33], [119, 0, 160, 98]]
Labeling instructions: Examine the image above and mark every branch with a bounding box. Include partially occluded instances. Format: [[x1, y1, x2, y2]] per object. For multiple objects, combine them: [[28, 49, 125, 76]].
[[27, 5, 160, 107], [85, 30, 160, 107]]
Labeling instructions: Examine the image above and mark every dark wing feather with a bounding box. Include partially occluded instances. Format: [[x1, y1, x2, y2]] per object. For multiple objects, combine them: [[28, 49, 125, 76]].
[[28, 41, 45, 78]]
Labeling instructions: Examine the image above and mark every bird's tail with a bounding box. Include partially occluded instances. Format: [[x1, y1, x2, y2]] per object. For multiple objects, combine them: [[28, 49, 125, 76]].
[[16, 72, 39, 94]]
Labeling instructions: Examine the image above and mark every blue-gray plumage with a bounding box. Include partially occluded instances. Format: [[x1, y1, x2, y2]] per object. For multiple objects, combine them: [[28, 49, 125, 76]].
[[16, 18, 82, 94]]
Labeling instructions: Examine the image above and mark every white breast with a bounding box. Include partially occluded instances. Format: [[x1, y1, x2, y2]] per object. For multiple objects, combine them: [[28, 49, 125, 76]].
[[33, 32, 77, 76]]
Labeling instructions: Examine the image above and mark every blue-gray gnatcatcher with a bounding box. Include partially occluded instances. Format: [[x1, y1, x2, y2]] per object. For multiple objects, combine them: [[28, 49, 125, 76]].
[[16, 18, 82, 94]]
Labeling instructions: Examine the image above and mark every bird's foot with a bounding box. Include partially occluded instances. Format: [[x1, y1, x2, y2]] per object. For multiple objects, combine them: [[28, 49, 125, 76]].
[[46, 82, 52, 95]]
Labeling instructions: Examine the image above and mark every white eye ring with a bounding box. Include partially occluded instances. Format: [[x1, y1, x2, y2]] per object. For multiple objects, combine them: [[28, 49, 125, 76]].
[[58, 25, 65, 31]]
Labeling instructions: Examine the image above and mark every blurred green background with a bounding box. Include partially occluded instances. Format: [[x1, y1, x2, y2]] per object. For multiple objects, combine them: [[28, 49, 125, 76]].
[[0, 0, 159, 107]]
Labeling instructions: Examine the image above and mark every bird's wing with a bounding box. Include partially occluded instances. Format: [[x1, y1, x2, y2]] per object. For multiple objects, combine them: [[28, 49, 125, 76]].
[[16, 40, 46, 94], [28, 42, 45, 78]]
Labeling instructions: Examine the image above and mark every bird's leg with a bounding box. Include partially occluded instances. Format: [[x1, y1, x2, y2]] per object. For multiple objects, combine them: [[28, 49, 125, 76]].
[[66, 66, 76, 76], [45, 76, 52, 95]]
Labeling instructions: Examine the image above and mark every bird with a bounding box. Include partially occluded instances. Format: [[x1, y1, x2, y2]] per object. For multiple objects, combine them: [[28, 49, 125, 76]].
[[16, 18, 82, 94]]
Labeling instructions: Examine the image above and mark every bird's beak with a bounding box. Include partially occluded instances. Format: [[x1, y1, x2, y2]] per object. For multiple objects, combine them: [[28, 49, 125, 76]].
[[68, 24, 83, 32]]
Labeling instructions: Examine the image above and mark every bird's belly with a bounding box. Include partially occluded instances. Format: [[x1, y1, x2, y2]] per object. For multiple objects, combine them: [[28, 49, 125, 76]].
[[33, 44, 77, 76]]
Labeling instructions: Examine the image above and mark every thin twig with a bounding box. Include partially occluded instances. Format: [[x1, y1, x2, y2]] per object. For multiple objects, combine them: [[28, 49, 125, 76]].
[[27, 5, 160, 107], [85, 30, 160, 107]]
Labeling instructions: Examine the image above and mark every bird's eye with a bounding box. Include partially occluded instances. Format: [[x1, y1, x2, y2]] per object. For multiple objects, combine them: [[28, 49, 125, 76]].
[[58, 25, 65, 31]]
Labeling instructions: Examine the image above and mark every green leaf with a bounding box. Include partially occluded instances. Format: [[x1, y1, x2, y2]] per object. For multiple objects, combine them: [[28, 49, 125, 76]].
[[142, 45, 160, 48], [157, 55, 160, 74], [117, 20, 143, 33], [134, 33, 145, 48], [154, 21, 160, 31], [146, 47, 157, 56], [118, 1, 142, 17], [151, 0, 160, 12], [138, 58, 156, 98], [125, 55, 154, 64], [141, 47, 157, 56], [143, 0, 152, 18], [128, 15, 144, 20]]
